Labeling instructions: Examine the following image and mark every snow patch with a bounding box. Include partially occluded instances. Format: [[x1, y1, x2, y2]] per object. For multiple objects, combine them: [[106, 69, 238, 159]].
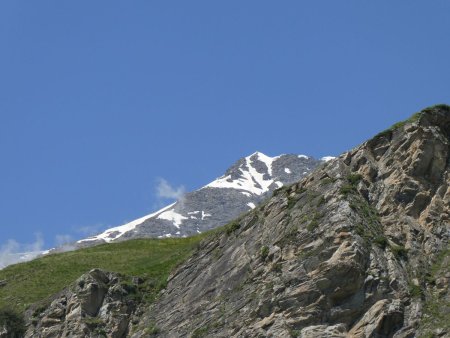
[[201, 211, 211, 220], [247, 202, 256, 209], [204, 151, 279, 196], [321, 156, 336, 162], [284, 168, 291, 174], [78, 203, 175, 243], [157, 209, 188, 228], [298, 155, 309, 159]]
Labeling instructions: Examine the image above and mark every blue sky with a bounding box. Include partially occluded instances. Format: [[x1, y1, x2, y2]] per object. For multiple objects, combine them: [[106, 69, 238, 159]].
[[1, 1, 449, 251]]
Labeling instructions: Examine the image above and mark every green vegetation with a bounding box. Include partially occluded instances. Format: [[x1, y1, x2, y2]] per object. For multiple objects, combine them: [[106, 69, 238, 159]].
[[347, 173, 363, 185], [0, 235, 209, 312], [340, 173, 363, 196], [225, 219, 241, 235], [84, 316, 107, 336], [373, 235, 388, 248], [339, 184, 356, 196], [289, 328, 301, 338], [390, 243, 408, 260], [418, 247, 450, 336], [319, 177, 336, 186], [388, 112, 422, 131], [306, 212, 322, 232], [0, 307, 26, 338], [191, 325, 209, 338], [408, 283, 423, 298], [145, 322, 161, 335], [260, 246, 269, 260]]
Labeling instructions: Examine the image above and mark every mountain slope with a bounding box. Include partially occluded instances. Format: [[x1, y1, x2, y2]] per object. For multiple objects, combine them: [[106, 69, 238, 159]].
[[125, 105, 448, 337], [76, 152, 327, 245], [3, 105, 448, 338]]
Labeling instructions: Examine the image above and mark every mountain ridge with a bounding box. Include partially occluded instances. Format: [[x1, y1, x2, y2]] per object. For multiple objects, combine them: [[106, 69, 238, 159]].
[[73, 152, 330, 246]]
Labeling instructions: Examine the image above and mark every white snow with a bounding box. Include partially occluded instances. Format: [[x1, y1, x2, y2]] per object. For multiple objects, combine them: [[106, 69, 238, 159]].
[[201, 211, 211, 220], [247, 202, 256, 209], [298, 155, 309, 159], [321, 156, 336, 162], [275, 181, 283, 188], [284, 168, 291, 174], [78, 203, 175, 243], [241, 191, 252, 197], [253, 151, 278, 176], [204, 151, 278, 196], [157, 209, 188, 228]]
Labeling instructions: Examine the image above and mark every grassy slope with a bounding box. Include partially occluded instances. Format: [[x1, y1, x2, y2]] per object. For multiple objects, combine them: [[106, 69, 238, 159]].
[[0, 235, 208, 312]]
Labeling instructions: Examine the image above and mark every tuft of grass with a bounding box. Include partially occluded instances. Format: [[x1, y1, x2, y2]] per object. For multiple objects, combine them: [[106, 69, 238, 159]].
[[408, 283, 423, 298], [390, 244, 408, 260], [145, 322, 161, 335], [388, 112, 422, 131], [260, 246, 269, 260], [340, 184, 356, 196], [225, 220, 241, 235], [347, 173, 363, 186], [191, 325, 209, 338], [0, 235, 209, 312], [373, 235, 388, 248]]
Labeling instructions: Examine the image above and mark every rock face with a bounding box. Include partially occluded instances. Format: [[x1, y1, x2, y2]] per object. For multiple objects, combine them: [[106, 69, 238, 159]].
[[126, 105, 448, 337], [26, 269, 145, 338]]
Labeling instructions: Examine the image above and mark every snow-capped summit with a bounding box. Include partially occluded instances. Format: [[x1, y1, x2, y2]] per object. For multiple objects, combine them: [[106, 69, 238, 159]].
[[205, 152, 283, 195], [75, 151, 329, 247]]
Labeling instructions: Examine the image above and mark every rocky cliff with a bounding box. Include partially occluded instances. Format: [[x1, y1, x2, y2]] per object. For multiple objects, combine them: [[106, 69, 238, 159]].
[[21, 105, 450, 337], [130, 105, 449, 337]]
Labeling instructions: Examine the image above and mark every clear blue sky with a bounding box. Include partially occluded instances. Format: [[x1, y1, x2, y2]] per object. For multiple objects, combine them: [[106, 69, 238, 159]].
[[1, 1, 449, 250]]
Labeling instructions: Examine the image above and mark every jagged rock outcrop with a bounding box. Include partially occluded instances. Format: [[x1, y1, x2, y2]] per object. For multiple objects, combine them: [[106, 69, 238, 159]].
[[127, 105, 449, 337], [25, 269, 145, 338]]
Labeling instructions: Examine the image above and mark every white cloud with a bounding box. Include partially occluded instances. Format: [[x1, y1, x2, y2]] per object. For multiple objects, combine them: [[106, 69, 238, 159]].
[[0, 234, 44, 270], [156, 178, 185, 200]]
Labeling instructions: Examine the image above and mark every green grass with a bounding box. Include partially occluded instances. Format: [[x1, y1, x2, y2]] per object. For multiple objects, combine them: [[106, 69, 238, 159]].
[[0, 235, 208, 312], [260, 246, 269, 260]]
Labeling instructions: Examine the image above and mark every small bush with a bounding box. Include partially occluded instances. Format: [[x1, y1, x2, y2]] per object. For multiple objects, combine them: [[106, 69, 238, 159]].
[[287, 196, 297, 209], [316, 196, 326, 207], [373, 235, 388, 248], [347, 173, 363, 186], [391, 244, 408, 259], [340, 184, 356, 196], [272, 263, 282, 273], [260, 246, 269, 260], [145, 322, 160, 335], [409, 283, 423, 298], [0, 307, 26, 338], [191, 325, 209, 338], [225, 220, 241, 235], [306, 219, 319, 232]]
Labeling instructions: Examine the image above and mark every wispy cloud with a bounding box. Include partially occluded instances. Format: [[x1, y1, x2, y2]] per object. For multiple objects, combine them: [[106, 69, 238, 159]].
[[55, 234, 72, 246], [156, 178, 185, 200], [0, 234, 44, 270]]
